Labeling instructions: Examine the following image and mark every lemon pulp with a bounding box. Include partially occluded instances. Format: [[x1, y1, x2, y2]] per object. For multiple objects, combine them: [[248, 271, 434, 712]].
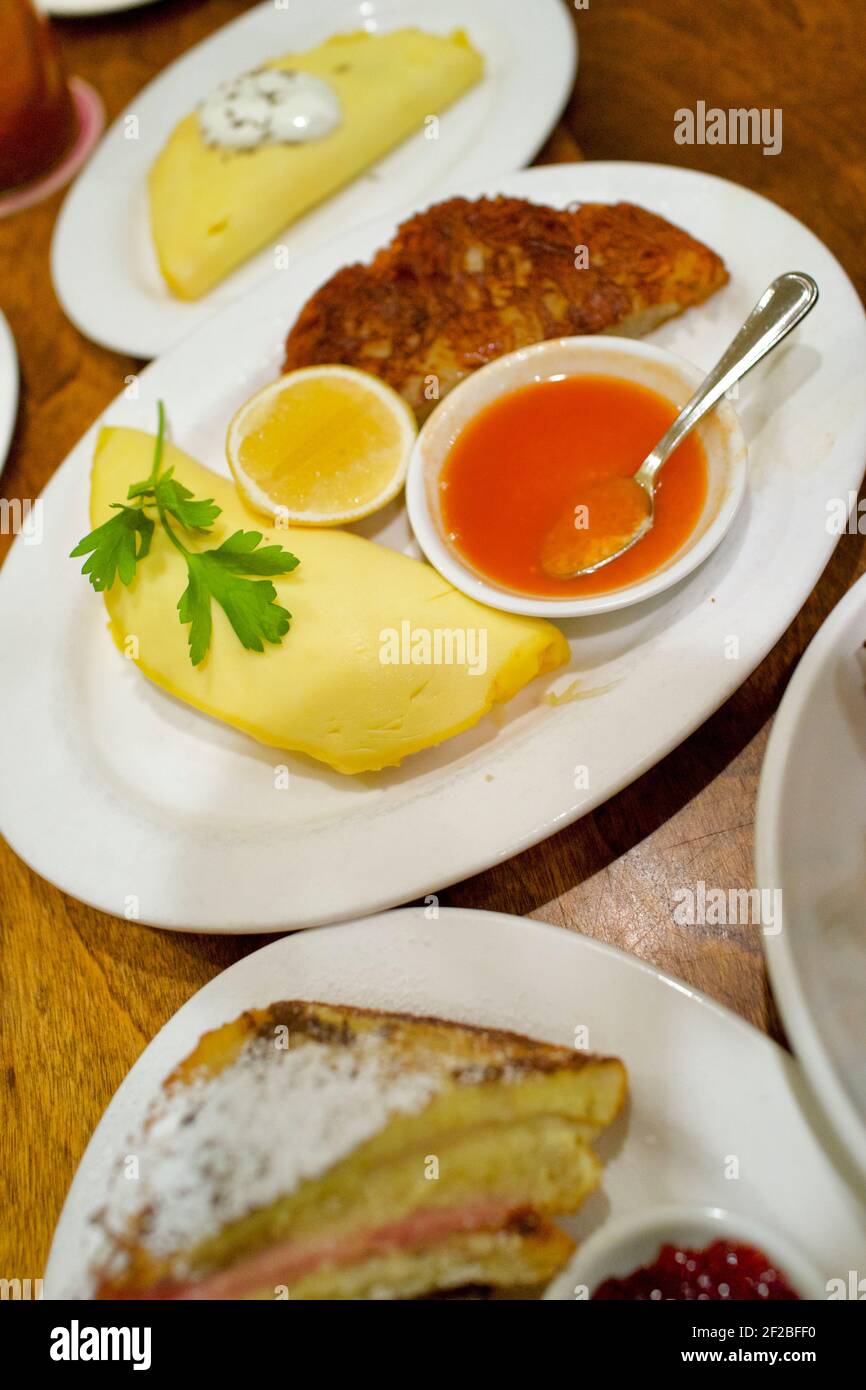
[[228, 368, 416, 524]]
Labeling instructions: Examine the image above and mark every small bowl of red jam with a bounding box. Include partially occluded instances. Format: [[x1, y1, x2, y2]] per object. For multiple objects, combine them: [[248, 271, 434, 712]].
[[544, 1205, 826, 1301]]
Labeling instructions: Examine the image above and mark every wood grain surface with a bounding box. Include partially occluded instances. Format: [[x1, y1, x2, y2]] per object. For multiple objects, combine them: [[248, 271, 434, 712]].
[[1, 0, 864, 1279]]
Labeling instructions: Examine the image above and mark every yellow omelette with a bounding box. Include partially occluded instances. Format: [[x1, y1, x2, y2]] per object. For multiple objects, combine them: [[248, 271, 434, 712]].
[[90, 429, 569, 774], [149, 29, 483, 299]]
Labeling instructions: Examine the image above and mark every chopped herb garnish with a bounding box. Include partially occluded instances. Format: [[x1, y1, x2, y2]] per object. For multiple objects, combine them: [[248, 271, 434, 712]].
[[71, 402, 299, 666]]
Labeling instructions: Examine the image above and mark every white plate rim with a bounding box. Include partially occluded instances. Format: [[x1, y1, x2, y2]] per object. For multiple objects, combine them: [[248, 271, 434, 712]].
[[3, 161, 866, 933], [42, 0, 163, 15], [42, 905, 864, 1298], [755, 570, 866, 1184], [49, 0, 577, 358], [0, 309, 19, 477]]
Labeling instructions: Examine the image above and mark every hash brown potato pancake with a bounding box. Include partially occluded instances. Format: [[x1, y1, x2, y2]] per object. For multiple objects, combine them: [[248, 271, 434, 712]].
[[283, 196, 729, 418]]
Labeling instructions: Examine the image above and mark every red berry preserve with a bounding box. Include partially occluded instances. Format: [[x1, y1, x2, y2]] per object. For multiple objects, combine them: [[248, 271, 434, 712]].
[[593, 1240, 800, 1300]]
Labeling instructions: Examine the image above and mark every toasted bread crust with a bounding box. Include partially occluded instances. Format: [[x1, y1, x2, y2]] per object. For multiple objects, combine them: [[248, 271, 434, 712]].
[[170, 998, 623, 1087], [283, 196, 728, 417]]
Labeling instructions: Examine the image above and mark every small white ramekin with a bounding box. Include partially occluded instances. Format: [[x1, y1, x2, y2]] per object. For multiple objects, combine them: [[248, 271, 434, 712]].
[[406, 336, 748, 618], [543, 1204, 827, 1301]]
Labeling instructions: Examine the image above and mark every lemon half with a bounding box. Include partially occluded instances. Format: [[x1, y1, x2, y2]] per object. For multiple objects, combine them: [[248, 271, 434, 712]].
[[226, 365, 417, 526]]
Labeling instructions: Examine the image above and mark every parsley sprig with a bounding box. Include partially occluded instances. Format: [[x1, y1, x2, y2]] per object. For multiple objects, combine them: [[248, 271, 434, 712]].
[[71, 403, 299, 666]]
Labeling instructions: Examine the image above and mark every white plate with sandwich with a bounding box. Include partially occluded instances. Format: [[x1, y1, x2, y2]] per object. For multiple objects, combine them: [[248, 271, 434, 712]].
[[43, 908, 863, 1299], [50, 0, 577, 357]]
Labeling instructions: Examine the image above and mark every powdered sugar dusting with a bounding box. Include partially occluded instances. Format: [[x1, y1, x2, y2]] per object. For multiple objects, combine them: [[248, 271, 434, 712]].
[[90, 1028, 445, 1275]]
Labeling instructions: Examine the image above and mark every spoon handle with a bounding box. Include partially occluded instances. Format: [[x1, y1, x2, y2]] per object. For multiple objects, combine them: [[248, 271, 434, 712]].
[[636, 271, 819, 487]]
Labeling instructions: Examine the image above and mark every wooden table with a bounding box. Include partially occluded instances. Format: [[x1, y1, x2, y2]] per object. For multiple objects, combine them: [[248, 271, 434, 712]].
[[1, 0, 864, 1279]]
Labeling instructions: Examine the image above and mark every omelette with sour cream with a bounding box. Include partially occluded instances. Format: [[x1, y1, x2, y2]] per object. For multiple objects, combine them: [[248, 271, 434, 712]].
[[90, 428, 569, 774], [149, 29, 483, 300]]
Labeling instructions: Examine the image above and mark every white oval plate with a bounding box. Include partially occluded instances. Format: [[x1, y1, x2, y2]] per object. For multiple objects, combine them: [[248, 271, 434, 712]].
[[0, 309, 18, 477], [2, 162, 866, 933], [50, 0, 577, 358], [43, 907, 864, 1298], [43, 0, 164, 15], [756, 570, 866, 1186]]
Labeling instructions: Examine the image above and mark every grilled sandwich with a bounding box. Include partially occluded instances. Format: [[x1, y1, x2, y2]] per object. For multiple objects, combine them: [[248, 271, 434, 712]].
[[90, 1001, 627, 1300], [283, 196, 729, 418]]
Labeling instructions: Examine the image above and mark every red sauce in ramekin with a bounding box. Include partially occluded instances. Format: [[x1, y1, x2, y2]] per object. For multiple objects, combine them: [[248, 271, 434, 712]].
[[439, 374, 707, 598]]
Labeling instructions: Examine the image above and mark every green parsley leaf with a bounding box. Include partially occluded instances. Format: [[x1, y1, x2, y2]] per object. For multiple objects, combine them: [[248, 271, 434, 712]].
[[201, 529, 301, 576], [176, 555, 213, 669], [153, 474, 221, 531], [177, 530, 299, 665], [73, 402, 301, 666], [126, 477, 158, 501], [70, 505, 154, 591]]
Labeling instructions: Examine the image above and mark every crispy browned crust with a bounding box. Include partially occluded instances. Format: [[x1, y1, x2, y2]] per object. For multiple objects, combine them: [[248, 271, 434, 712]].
[[282, 196, 729, 417], [169, 997, 622, 1090]]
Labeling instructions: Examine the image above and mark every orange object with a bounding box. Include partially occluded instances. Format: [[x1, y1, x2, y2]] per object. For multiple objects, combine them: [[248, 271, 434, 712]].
[[0, 0, 77, 193], [439, 374, 708, 598], [539, 474, 653, 578]]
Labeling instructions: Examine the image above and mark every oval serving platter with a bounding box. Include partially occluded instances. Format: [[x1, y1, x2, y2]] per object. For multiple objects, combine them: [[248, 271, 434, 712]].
[[2, 162, 866, 932]]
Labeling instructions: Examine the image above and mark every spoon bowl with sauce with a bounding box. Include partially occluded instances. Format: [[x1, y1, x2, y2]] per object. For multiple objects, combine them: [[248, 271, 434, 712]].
[[539, 272, 818, 581], [540, 472, 653, 579]]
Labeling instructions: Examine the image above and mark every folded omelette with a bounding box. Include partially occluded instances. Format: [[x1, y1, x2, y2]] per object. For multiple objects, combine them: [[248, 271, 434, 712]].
[[90, 429, 569, 774], [149, 29, 483, 300]]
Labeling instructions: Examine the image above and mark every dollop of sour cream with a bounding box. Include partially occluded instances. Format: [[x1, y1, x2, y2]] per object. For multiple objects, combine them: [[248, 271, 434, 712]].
[[198, 67, 341, 150]]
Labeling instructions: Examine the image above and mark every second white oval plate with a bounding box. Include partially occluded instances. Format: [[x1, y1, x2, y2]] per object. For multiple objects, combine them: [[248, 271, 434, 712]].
[[43, 0, 164, 15], [50, 0, 576, 358], [2, 163, 866, 932], [43, 908, 864, 1297], [0, 309, 18, 478], [756, 570, 866, 1186]]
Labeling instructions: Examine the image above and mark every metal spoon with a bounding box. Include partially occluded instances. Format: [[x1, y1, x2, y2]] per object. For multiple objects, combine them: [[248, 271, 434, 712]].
[[540, 271, 819, 580]]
